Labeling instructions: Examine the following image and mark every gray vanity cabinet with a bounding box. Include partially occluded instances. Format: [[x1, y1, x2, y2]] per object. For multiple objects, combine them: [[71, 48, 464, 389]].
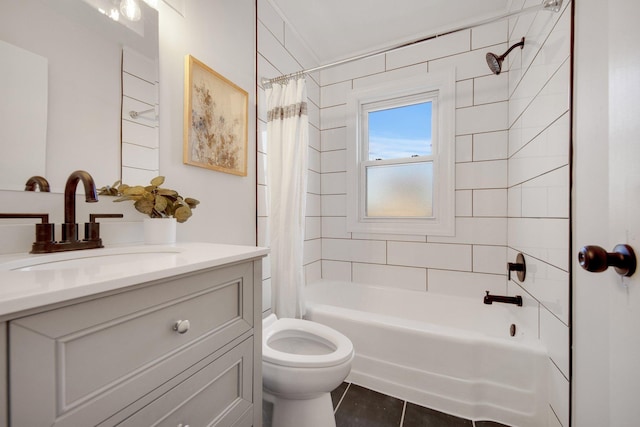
[[7, 259, 262, 426]]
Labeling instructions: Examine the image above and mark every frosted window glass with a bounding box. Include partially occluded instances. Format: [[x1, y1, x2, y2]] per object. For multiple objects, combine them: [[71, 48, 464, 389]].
[[367, 101, 432, 160], [366, 162, 433, 217]]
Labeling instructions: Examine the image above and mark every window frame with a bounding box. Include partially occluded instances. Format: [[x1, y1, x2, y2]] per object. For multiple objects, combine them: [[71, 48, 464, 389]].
[[346, 70, 456, 236]]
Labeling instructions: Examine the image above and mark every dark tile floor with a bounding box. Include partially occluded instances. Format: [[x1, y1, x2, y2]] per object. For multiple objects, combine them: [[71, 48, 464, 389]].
[[264, 382, 512, 427]]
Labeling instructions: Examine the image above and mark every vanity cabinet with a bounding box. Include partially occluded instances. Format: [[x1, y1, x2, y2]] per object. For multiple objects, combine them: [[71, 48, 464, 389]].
[[6, 258, 262, 426]]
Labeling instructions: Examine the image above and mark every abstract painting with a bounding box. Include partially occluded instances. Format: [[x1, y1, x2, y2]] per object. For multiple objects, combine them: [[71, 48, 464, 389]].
[[183, 55, 248, 176]]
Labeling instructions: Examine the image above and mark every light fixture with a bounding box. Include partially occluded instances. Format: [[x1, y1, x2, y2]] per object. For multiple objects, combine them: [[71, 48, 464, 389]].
[[120, 0, 141, 22]]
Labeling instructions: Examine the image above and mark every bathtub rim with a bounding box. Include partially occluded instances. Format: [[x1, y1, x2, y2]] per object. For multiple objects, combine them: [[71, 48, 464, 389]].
[[304, 279, 546, 351]]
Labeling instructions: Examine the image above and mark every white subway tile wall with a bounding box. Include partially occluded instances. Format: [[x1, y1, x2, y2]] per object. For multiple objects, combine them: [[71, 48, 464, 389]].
[[455, 190, 473, 217], [258, 0, 572, 424], [471, 20, 509, 50], [548, 357, 571, 427], [427, 269, 506, 298], [473, 245, 508, 274], [474, 73, 509, 105], [473, 130, 509, 161], [456, 160, 508, 190], [455, 135, 473, 163], [386, 29, 470, 71], [352, 263, 428, 291], [507, 1, 571, 425], [456, 79, 474, 108]]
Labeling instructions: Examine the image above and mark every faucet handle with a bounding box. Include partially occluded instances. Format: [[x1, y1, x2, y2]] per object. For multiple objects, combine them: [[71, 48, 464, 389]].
[[35, 222, 55, 245], [0, 213, 55, 252], [0, 213, 49, 223], [507, 253, 527, 282], [89, 214, 125, 222], [84, 214, 124, 242]]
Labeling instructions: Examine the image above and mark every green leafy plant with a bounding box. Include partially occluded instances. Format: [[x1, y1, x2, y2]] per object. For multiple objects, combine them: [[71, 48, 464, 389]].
[[98, 176, 200, 223]]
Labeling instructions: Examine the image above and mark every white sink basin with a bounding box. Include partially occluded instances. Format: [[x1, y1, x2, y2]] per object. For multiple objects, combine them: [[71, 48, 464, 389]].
[[0, 246, 183, 272]]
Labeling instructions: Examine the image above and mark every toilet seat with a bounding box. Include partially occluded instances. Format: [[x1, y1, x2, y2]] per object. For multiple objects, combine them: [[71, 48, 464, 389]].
[[263, 317, 354, 369]]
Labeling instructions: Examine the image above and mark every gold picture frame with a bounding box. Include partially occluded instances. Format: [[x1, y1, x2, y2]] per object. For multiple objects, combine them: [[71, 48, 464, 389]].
[[183, 55, 248, 176]]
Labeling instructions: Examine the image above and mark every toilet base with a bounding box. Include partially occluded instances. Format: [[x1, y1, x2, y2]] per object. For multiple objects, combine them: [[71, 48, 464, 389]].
[[266, 391, 336, 427]]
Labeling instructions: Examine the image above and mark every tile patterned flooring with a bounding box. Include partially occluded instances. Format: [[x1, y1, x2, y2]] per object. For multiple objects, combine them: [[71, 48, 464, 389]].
[[264, 382, 511, 427]]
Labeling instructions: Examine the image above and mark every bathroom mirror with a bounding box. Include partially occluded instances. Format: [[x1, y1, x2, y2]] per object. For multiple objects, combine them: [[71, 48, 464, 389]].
[[0, 0, 159, 193]]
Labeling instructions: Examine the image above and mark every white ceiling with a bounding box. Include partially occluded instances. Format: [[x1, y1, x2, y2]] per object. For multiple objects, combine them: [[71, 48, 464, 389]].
[[269, 0, 511, 65]]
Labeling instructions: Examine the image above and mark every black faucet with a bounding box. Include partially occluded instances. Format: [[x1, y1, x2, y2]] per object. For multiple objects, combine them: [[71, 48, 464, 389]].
[[62, 170, 99, 242], [3, 171, 123, 253], [484, 291, 523, 307]]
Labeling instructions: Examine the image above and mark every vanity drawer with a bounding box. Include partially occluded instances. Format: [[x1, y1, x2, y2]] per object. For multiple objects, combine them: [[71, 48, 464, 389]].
[[9, 261, 255, 427], [118, 337, 254, 427]]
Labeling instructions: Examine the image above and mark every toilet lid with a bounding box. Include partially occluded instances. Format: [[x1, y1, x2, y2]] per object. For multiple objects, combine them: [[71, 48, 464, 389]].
[[263, 318, 354, 368]]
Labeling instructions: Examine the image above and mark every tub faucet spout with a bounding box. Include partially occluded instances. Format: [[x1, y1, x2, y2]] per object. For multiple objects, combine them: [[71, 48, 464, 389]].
[[484, 291, 523, 307], [62, 170, 98, 242]]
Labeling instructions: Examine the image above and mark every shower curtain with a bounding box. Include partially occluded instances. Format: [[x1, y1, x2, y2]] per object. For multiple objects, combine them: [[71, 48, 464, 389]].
[[266, 76, 309, 319]]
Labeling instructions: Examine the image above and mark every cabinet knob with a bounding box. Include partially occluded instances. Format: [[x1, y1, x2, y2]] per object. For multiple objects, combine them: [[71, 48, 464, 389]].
[[173, 319, 190, 334]]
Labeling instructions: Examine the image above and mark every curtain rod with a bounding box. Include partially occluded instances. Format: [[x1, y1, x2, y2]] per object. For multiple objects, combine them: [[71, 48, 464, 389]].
[[261, 0, 563, 87]]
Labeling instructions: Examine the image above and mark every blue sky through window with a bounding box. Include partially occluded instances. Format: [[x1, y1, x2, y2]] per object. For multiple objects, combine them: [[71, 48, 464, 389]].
[[368, 101, 432, 160]]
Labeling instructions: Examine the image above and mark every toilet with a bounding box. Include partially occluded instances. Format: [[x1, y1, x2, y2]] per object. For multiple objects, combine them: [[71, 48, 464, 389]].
[[262, 314, 354, 427]]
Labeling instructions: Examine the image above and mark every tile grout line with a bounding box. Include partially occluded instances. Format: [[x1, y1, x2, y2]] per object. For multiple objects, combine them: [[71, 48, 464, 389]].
[[331, 382, 509, 426], [333, 382, 351, 414], [399, 400, 407, 426]]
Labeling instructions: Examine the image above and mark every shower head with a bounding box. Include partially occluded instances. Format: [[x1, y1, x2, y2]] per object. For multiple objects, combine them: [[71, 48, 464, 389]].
[[485, 37, 525, 75], [486, 52, 503, 75]]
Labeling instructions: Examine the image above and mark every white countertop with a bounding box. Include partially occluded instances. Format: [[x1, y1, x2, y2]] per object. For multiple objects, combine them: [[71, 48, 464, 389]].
[[0, 242, 269, 318]]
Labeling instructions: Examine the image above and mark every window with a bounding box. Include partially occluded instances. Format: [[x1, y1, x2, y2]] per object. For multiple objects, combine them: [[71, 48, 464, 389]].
[[346, 71, 455, 235], [363, 96, 435, 218]]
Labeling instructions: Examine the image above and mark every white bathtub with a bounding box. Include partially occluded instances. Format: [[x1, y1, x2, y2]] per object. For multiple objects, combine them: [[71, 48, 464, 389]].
[[304, 280, 548, 427]]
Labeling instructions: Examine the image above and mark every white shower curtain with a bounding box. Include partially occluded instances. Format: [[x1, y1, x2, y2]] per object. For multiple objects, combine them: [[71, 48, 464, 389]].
[[266, 76, 309, 319]]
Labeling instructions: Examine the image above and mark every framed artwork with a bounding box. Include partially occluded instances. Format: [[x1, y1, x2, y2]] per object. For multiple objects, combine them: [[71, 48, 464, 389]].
[[183, 55, 248, 176]]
